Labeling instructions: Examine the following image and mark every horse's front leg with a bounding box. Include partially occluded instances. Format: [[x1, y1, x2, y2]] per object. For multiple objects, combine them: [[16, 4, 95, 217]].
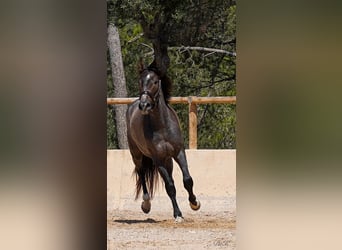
[[174, 150, 201, 211], [157, 163, 183, 222]]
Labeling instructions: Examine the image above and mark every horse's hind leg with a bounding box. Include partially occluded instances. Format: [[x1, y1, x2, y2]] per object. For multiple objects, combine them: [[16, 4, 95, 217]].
[[157, 158, 183, 221], [139, 171, 151, 213], [132, 154, 151, 213], [174, 150, 201, 211], [139, 156, 154, 213]]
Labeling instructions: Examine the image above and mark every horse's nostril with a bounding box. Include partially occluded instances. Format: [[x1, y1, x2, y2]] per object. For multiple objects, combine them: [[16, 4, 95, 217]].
[[139, 102, 151, 112]]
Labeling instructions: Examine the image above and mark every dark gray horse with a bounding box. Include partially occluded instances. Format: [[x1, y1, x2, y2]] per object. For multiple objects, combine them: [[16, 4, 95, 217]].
[[126, 63, 200, 222]]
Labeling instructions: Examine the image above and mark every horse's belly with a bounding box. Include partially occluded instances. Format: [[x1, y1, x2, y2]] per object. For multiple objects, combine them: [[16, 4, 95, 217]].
[[133, 135, 176, 160], [155, 141, 175, 156], [146, 141, 176, 161]]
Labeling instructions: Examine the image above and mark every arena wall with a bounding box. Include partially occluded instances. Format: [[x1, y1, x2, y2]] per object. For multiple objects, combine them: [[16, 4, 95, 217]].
[[107, 149, 236, 211]]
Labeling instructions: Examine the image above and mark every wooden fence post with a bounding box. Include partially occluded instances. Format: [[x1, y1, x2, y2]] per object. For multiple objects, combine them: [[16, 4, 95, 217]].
[[188, 97, 197, 149]]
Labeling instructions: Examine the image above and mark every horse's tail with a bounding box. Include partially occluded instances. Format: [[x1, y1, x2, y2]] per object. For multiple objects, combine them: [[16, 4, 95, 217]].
[[134, 156, 159, 200]]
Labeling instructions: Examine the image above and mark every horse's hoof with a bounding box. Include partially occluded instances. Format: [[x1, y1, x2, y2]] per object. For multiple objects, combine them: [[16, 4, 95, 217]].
[[141, 200, 151, 213], [190, 200, 201, 211], [174, 216, 184, 223]]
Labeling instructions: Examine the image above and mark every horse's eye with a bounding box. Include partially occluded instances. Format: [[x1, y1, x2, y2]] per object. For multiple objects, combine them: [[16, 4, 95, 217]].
[[154, 80, 158, 84]]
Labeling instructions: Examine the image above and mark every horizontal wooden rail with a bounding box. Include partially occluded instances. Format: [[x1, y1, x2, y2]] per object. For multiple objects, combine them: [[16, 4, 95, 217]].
[[107, 96, 236, 105], [107, 97, 137, 104], [107, 96, 236, 149]]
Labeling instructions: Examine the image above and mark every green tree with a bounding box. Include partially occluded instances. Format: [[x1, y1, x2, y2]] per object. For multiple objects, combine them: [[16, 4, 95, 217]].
[[107, 0, 236, 149]]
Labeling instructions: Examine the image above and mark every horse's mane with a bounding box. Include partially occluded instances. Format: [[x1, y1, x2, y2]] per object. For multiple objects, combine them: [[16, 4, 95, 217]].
[[138, 59, 173, 104], [161, 75, 173, 104]]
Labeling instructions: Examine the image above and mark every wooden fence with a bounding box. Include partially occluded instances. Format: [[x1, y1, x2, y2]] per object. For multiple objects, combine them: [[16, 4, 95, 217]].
[[107, 96, 236, 149]]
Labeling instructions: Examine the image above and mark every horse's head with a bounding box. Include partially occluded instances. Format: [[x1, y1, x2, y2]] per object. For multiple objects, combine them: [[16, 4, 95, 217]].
[[138, 69, 161, 115]]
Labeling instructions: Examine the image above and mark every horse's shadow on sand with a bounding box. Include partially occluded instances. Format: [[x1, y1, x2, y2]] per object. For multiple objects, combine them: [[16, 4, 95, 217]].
[[114, 218, 161, 225]]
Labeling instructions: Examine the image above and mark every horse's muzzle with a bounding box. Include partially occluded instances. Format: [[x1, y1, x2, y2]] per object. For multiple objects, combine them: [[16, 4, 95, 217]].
[[139, 101, 152, 115]]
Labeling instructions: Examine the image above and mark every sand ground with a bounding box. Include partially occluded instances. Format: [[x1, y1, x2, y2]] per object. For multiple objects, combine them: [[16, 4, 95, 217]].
[[107, 196, 236, 250]]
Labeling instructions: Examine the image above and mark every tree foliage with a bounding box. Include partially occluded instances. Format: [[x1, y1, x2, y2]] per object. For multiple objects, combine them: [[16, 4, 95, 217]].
[[107, 0, 236, 149]]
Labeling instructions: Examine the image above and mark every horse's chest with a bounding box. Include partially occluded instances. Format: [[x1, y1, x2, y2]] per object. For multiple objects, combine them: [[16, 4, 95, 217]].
[[136, 129, 175, 157], [149, 131, 174, 152]]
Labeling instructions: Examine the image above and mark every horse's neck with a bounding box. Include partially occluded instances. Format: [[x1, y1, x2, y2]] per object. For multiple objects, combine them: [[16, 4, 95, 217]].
[[149, 94, 169, 127]]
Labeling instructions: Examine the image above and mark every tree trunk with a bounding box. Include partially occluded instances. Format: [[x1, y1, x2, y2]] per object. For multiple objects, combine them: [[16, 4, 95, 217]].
[[107, 24, 128, 149]]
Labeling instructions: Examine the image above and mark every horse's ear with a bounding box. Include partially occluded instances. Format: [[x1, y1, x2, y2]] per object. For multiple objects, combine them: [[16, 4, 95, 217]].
[[137, 58, 145, 74]]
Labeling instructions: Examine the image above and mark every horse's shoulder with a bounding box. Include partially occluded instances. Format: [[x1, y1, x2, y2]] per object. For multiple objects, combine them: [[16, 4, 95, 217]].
[[127, 99, 139, 114], [166, 103, 176, 113], [127, 101, 142, 131], [166, 104, 180, 122]]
